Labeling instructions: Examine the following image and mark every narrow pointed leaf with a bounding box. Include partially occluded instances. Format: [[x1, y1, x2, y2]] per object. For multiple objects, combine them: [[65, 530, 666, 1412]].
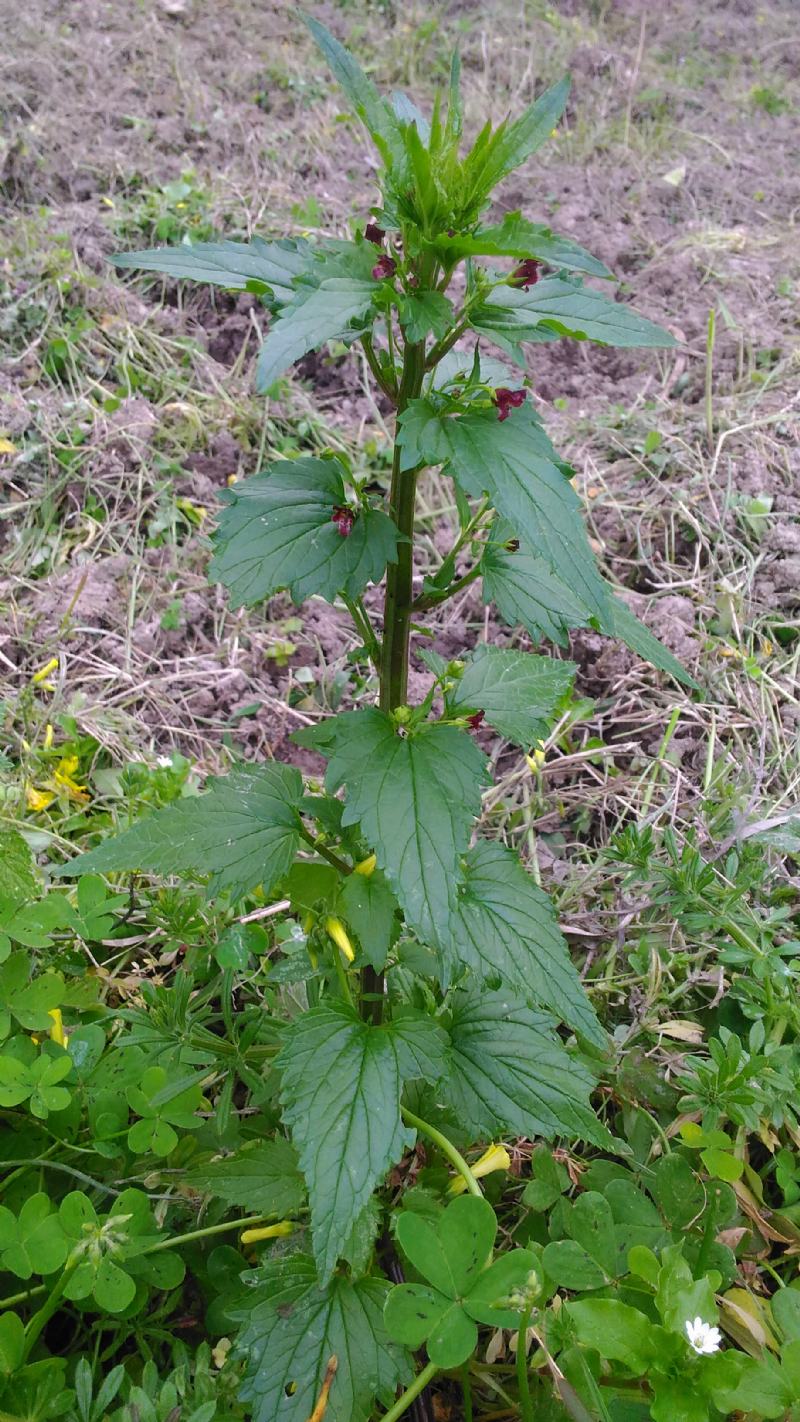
[[464, 77, 570, 200], [277, 1003, 447, 1282], [604, 594, 697, 686], [443, 992, 612, 1146], [209, 459, 398, 607], [112, 237, 310, 303], [304, 17, 406, 172], [451, 644, 576, 747], [479, 276, 676, 348], [234, 1254, 410, 1422], [438, 842, 605, 1047], [294, 710, 486, 940], [257, 278, 376, 392], [54, 764, 303, 903]]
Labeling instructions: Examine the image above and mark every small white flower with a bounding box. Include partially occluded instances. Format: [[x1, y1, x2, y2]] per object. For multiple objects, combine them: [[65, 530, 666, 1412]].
[[685, 1316, 722, 1355], [156, 755, 172, 768]]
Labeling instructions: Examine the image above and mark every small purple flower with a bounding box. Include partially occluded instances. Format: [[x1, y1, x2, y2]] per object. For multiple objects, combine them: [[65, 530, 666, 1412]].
[[511, 259, 540, 289], [371, 255, 397, 281], [493, 387, 527, 421], [364, 222, 386, 246], [331, 506, 355, 537]]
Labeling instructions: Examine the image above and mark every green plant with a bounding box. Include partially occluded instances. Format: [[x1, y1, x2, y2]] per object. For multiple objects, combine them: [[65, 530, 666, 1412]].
[[7, 18, 762, 1422]]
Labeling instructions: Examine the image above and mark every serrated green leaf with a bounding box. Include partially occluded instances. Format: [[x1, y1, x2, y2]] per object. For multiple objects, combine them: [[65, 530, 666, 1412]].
[[603, 594, 696, 686], [55, 764, 303, 904], [481, 530, 592, 647], [478, 276, 676, 348], [185, 1138, 306, 1215], [462, 77, 570, 204], [429, 213, 611, 278], [397, 402, 610, 620], [442, 991, 611, 1146], [277, 1002, 446, 1282], [451, 644, 575, 747], [304, 17, 406, 175], [338, 869, 399, 973], [436, 842, 605, 1047], [256, 278, 376, 392], [209, 459, 398, 608], [112, 237, 310, 303], [294, 710, 486, 941], [0, 831, 38, 907], [234, 1253, 410, 1422], [398, 291, 454, 343]]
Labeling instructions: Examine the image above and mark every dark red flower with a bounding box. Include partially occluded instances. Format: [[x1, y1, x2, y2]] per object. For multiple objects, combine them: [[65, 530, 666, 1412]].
[[466, 710, 485, 730], [493, 387, 527, 421], [364, 222, 386, 246], [331, 506, 355, 537], [371, 255, 397, 281], [511, 258, 540, 289]]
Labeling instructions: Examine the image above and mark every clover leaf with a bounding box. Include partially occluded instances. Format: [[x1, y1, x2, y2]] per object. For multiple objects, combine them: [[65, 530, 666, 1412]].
[[384, 1195, 538, 1368], [0, 1193, 69, 1280], [126, 1066, 207, 1156]]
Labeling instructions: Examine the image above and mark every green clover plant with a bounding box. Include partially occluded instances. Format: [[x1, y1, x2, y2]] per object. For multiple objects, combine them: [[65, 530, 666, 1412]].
[[40, 18, 702, 1422]]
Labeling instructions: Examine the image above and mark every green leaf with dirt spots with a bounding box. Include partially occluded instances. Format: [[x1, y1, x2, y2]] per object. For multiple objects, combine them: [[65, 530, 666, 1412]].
[[442, 991, 613, 1146], [55, 764, 303, 904], [450, 644, 576, 747], [293, 710, 486, 941], [233, 1253, 410, 1422], [276, 1002, 446, 1282], [474, 274, 676, 348], [0, 830, 39, 909], [436, 842, 606, 1047], [210, 458, 398, 607], [112, 236, 311, 303]]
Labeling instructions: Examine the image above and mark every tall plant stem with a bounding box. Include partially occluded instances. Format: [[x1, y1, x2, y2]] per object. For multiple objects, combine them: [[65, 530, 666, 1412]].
[[380, 339, 427, 716], [362, 339, 427, 1024]]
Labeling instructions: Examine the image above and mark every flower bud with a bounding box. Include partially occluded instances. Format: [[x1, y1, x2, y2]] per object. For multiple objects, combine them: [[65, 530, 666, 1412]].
[[393, 705, 413, 726], [466, 710, 485, 731], [364, 222, 385, 245], [511, 259, 540, 289], [493, 387, 527, 422], [240, 1220, 296, 1245], [325, 916, 355, 962], [355, 853, 377, 877], [371, 255, 397, 281]]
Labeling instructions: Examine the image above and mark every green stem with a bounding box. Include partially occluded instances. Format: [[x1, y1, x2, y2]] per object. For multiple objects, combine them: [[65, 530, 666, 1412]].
[[413, 562, 483, 612], [23, 1263, 76, 1362], [380, 340, 427, 715], [145, 1212, 270, 1253], [298, 824, 353, 876], [362, 334, 398, 402], [342, 592, 382, 667], [402, 1109, 483, 1197], [379, 1361, 438, 1422], [516, 1297, 536, 1422]]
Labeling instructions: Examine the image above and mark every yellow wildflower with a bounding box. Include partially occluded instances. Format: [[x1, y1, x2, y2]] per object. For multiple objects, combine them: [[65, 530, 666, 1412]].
[[240, 1220, 296, 1244], [26, 785, 55, 812], [32, 657, 59, 686], [355, 853, 376, 877], [325, 916, 355, 963], [48, 1009, 67, 1048], [526, 741, 547, 771], [43, 723, 54, 750], [449, 1142, 511, 1195]]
